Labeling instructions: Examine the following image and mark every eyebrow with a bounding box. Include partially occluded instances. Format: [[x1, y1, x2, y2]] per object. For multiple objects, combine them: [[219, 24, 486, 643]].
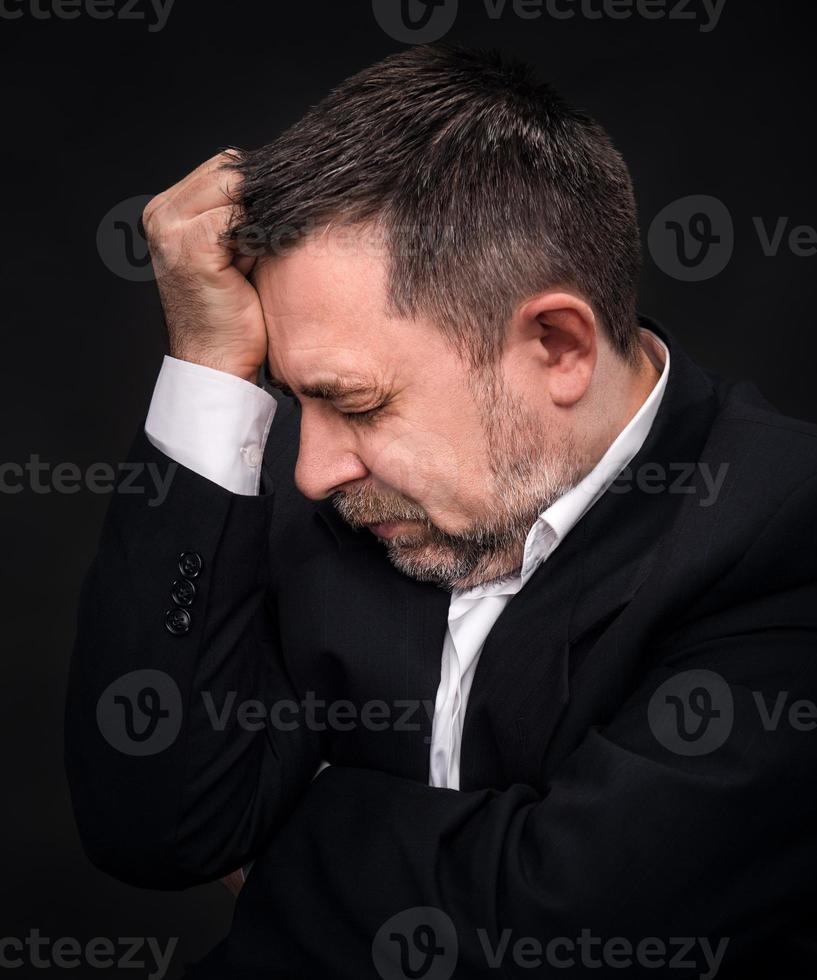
[[266, 374, 378, 401]]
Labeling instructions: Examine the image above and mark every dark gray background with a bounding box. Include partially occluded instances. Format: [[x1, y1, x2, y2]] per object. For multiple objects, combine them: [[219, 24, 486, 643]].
[[1, 1, 814, 976]]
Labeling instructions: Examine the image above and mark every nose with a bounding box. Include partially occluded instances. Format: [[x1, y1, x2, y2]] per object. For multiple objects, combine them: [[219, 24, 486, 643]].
[[293, 408, 369, 500]]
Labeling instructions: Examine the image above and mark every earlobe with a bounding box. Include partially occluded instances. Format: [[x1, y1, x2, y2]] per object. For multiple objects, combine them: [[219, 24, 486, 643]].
[[547, 351, 592, 406]]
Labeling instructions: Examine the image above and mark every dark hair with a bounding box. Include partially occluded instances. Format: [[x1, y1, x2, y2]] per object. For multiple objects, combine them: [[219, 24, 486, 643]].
[[221, 43, 643, 371]]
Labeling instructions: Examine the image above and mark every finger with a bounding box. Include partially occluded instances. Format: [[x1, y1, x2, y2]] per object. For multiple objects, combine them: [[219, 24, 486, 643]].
[[169, 163, 244, 221], [218, 870, 244, 898], [233, 253, 257, 277], [168, 149, 241, 198], [156, 150, 246, 223], [186, 204, 263, 263], [150, 204, 245, 278]]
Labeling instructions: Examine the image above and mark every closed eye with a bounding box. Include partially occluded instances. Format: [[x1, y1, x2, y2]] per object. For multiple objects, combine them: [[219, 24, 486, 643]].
[[339, 404, 385, 425]]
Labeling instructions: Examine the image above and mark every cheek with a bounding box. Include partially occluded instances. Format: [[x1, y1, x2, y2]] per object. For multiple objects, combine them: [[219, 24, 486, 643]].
[[363, 423, 466, 510]]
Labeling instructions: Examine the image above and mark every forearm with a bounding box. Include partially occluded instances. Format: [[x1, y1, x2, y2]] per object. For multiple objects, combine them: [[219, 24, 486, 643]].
[[63, 425, 321, 889]]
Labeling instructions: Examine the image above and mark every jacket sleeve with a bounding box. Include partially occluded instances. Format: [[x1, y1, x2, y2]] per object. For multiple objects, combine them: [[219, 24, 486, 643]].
[[238, 473, 817, 977], [63, 423, 322, 890]]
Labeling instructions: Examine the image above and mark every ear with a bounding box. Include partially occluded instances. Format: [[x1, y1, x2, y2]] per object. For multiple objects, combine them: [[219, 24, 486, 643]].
[[512, 291, 598, 407]]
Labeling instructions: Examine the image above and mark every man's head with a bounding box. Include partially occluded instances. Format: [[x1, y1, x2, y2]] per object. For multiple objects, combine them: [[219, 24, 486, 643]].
[[221, 44, 653, 591]]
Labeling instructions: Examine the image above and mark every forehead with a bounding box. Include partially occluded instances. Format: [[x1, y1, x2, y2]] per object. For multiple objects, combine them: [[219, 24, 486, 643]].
[[252, 226, 444, 385]]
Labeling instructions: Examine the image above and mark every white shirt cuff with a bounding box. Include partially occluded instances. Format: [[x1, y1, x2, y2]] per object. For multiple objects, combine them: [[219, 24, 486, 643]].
[[312, 759, 331, 781], [144, 356, 277, 496]]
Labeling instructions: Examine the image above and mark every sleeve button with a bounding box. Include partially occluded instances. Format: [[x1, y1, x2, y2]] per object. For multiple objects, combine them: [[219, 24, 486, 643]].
[[165, 607, 192, 635], [178, 551, 203, 578], [170, 578, 196, 607]]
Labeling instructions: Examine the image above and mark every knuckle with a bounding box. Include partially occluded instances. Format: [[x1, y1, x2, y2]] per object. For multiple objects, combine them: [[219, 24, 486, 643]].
[[141, 195, 165, 235], [204, 149, 238, 174], [150, 224, 183, 260], [214, 150, 241, 179]]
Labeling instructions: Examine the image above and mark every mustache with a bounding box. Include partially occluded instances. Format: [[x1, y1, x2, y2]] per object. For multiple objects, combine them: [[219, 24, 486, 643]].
[[331, 486, 429, 528]]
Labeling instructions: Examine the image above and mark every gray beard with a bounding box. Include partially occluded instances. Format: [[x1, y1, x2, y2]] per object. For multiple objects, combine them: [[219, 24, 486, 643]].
[[333, 370, 588, 592], [368, 430, 585, 592]]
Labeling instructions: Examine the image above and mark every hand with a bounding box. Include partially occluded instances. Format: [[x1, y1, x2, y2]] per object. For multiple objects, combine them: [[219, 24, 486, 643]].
[[219, 868, 245, 899], [142, 150, 267, 383]]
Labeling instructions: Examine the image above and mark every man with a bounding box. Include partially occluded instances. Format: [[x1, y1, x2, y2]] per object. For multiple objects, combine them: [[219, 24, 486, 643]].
[[65, 44, 817, 978]]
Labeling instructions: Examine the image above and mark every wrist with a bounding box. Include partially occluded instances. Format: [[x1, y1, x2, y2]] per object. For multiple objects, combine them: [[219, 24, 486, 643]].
[[167, 347, 260, 384]]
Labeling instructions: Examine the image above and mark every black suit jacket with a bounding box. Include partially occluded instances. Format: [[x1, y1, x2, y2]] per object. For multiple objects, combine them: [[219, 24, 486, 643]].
[[65, 316, 817, 978]]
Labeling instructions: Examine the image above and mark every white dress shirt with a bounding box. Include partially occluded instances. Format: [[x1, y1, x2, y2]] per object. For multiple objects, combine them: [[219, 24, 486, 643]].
[[145, 328, 669, 800]]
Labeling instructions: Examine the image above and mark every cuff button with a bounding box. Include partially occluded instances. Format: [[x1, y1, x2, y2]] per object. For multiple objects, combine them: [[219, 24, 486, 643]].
[[165, 607, 192, 635], [178, 551, 203, 578], [170, 578, 196, 607], [241, 444, 263, 467]]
